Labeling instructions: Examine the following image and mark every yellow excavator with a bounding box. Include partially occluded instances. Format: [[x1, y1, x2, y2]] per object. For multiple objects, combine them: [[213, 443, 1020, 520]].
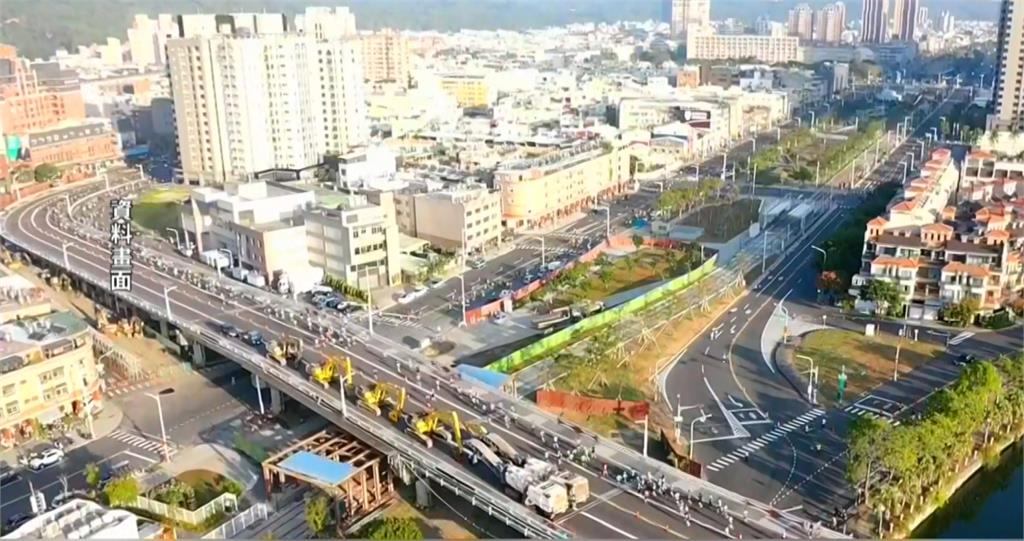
[[358, 382, 406, 423], [310, 356, 351, 389], [117, 316, 143, 338], [95, 309, 121, 336], [406, 410, 487, 454], [268, 335, 303, 366]]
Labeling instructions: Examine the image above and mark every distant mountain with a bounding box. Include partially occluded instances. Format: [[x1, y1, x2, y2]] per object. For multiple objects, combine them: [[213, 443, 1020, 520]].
[[0, 0, 1003, 60]]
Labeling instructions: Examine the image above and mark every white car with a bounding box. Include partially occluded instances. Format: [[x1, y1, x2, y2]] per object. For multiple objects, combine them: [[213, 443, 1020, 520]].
[[398, 286, 428, 305], [26, 448, 64, 470], [493, 313, 510, 325]]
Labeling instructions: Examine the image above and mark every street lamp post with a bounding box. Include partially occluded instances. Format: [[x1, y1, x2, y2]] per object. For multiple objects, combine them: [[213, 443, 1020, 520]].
[[796, 354, 819, 404], [906, 152, 915, 171], [163, 285, 177, 320], [455, 274, 467, 327], [524, 235, 546, 266], [165, 228, 181, 250], [919, 139, 927, 161], [689, 412, 710, 458], [217, 248, 234, 270], [62, 242, 71, 268], [637, 415, 649, 459], [810, 111, 817, 130], [593, 206, 611, 240], [900, 161, 909, 184], [811, 245, 827, 267], [145, 388, 175, 462]]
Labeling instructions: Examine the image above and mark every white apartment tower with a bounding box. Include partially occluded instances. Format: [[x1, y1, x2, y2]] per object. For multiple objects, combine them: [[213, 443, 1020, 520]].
[[295, 7, 357, 39], [991, 0, 1024, 131], [788, 4, 815, 41], [168, 33, 367, 184], [670, 0, 711, 38]]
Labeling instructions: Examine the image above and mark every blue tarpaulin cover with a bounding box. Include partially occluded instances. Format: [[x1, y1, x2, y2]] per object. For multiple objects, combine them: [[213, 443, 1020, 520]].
[[457, 364, 510, 390], [278, 451, 355, 485]]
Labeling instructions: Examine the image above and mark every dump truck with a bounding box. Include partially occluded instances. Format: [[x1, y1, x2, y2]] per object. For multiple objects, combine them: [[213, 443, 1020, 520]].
[[464, 438, 505, 474], [503, 458, 569, 516], [526, 480, 570, 517], [483, 433, 525, 466]]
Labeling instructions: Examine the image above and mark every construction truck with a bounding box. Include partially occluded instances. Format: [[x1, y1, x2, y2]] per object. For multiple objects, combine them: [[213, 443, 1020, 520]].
[[267, 335, 302, 366], [483, 433, 525, 466], [96, 310, 120, 336], [463, 438, 505, 475], [502, 458, 564, 514], [551, 470, 590, 505], [357, 382, 406, 423], [406, 410, 483, 453], [525, 480, 571, 518]]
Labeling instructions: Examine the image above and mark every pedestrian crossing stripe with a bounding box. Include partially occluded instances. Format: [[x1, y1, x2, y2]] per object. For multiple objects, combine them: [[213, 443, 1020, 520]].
[[842, 406, 901, 426], [705, 408, 825, 472], [948, 331, 975, 346], [108, 430, 178, 455]]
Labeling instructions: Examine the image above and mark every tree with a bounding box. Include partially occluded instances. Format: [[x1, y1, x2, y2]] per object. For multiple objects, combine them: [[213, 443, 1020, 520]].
[[817, 271, 843, 294], [631, 234, 644, 250], [940, 297, 980, 327], [846, 415, 891, 507], [364, 517, 424, 540], [33, 163, 60, 183], [85, 462, 101, 489], [305, 494, 331, 538], [104, 477, 139, 507], [863, 279, 904, 316]]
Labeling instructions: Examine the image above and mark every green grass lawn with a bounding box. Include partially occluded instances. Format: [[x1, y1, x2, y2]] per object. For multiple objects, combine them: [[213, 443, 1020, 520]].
[[132, 186, 190, 232], [795, 329, 943, 407], [546, 248, 692, 307], [681, 199, 760, 242]]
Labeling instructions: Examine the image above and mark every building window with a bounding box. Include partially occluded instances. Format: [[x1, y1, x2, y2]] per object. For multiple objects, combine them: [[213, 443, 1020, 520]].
[[4, 402, 18, 417]]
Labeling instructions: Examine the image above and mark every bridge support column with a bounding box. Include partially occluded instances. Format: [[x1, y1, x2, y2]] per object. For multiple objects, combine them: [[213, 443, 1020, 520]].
[[190, 342, 207, 368], [269, 387, 284, 415], [159, 319, 169, 338]]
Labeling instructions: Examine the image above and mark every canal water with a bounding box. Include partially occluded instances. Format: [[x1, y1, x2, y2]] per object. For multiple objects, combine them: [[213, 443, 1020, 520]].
[[913, 440, 1023, 539]]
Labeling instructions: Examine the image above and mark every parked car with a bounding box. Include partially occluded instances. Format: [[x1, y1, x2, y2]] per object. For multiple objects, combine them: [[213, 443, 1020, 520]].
[[468, 258, 486, 270], [493, 312, 510, 325], [49, 491, 73, 509], [243, 330, 264, 347], [0, 468, 21, 487], [25, 448, 64, 471], [4, 513, 32, 531], [398, 286, 428, 305], [953, 354, 977, 367], [426, 277, 443, 289], [219, 323, 241, 338]]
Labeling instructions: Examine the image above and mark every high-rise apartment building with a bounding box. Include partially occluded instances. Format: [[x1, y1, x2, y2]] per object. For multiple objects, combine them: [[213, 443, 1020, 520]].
[[917, 7, 930, 31], [891, 0, 920, 41], [361, 30, 410, 85], [670, 0, 711, 38], [295, 6, 357, 39], [861, 0, 890, 43], [128, 14, 178, 66], [940, 10, 956, 34], [167, 33, 368, 184], [814, 3, 846, 43], [788, 4, 815, 41], [991, 0, 1024, 131]]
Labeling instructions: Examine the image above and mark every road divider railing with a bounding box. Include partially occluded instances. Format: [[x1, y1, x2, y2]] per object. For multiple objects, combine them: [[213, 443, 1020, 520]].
[[487, 256, 718, 374]]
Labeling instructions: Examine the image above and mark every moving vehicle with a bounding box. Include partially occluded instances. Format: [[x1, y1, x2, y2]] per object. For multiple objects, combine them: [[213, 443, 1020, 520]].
[[49, 491, 73, 509], [953, 354, 977, 367], [468, 258, 486, 270], [243, 330, 264, 347], [219, 323, 241, 338], [0, 468, 21, 487], [427, 277, 444, 289], [24, 448, 64, 470], [398, 286, 428, 304]]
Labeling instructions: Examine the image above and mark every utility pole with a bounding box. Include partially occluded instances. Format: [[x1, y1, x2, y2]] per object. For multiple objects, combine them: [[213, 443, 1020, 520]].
[[893, 325, 905, 381]]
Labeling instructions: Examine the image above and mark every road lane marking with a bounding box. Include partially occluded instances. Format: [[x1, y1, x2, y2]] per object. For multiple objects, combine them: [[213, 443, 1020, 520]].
[[580, 511, 639, 539], [0, 451, 127, 509], [705, 409, 824, 473], [122, 450, 157, 464]]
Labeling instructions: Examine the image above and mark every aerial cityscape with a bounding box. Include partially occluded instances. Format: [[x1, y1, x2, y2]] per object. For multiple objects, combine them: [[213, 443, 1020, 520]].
[[0, 0, 1021, 539]]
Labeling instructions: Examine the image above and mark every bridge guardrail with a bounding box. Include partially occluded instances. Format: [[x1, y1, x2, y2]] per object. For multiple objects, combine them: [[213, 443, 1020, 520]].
[[4, 218, 571, 540]]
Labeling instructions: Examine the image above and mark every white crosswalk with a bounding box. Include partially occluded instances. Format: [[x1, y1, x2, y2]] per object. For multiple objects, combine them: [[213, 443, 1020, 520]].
[[705, 408, 825, 473], [843, 405, 901, 426], [108, 429, 178, 456], [947, 331, 975, 346]]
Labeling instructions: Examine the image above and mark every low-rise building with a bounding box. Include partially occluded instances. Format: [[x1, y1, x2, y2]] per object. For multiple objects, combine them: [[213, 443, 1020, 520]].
[[686, 32, 801, 64], [3, 499, 140, 539], [494, 141, 630, 232], [437, 72, 494, 108], [0, 310, 102, 447], [958, 149, 1024, 202], [394, 183, 502, 252], [851, 148, 1024, 319], [180, 181, 316, 285], [305, 191, 402, 290]]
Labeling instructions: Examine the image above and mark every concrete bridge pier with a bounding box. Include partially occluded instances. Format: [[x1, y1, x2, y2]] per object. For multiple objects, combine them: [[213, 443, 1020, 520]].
[[190, 341, 207, 368], [270, 387, 284, 415]]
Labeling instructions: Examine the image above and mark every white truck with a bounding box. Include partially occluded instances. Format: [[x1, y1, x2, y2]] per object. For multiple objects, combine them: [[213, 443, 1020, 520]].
[[502, 458, 579, 517], [199, 250, 229, 270], [552, 470, 590, 505]]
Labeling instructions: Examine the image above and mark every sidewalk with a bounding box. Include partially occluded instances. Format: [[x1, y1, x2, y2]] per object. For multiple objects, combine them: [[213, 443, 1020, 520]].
[[139, 443, 261, 494], [0, 401, 124, 467]]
